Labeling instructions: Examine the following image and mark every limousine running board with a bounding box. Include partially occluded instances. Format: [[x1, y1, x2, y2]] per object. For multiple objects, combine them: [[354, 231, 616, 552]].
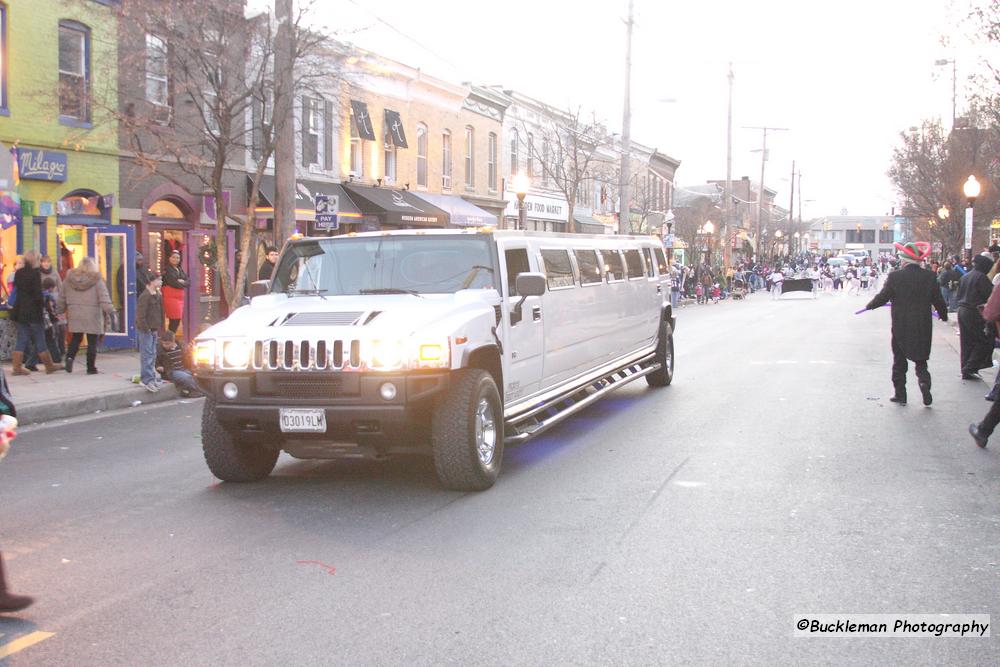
[[504, 353, 659, 446]]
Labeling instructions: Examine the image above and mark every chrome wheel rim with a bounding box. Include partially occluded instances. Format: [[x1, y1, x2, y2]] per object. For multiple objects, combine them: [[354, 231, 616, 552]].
[[475, 397, 497, 465]]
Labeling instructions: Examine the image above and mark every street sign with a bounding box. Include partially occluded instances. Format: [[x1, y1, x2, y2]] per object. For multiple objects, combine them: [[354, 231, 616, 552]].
[[315, 194, 339, 231], [662, 233, 674, 248]]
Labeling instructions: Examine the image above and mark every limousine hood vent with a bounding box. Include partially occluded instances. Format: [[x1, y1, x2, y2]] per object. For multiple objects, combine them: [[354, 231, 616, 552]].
[[278, 311, 365, 327]]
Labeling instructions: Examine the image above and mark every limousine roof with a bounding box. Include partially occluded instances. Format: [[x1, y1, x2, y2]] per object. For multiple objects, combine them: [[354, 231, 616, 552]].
[[305, 229, 660, 243]]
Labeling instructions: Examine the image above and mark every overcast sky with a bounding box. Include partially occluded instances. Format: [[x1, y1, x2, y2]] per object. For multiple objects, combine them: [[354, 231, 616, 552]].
[[280, 0, 987, 220]]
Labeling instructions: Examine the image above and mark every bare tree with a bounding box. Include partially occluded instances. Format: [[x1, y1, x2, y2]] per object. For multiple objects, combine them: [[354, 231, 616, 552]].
[[524, 108, 609, 234], [115, 0, 329, 311], [887, 118, 1000, 257]]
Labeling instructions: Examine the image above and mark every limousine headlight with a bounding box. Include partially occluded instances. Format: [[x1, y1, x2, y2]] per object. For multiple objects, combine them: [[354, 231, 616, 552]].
[[366, 339, 406, 371], [412, 338, 451, 370], [221, 339, 251, 370], [194, 340, 216, 369], [364, 338, 451, 371]]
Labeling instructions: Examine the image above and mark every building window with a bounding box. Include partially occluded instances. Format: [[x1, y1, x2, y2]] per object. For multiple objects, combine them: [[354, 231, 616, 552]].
[[303, 97, 323, 166], [350, 108, 363, 176], [442, 129, 452, 190], [510, 128, 519, 176], [488, 132, 497, 192], [0, 4, 7, 112], [58, 21, 90, 122], [416, 123, 428, 188], [145, 33, 169, 110], [541, 139, 550, 187], [384, 120, 397, 183], [464, 126, 475, 188], [526, 132, 535, 180], [878, 229, 893, 243]]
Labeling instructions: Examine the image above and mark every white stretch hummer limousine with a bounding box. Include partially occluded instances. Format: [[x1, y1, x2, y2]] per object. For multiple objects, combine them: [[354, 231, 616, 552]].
[[193, 229, 675, 491]]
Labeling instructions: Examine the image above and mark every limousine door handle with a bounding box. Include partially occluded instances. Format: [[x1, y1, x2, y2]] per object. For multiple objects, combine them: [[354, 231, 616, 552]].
[[532, 305, 542, 321]]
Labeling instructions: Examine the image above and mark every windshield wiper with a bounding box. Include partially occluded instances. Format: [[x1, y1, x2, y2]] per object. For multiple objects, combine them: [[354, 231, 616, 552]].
[[359, 288, 424, 298], [286, 287, 328, 300], [461, 264, 495, 289]]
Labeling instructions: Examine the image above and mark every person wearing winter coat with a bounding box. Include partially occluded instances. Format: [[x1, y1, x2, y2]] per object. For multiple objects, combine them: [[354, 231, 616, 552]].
[[955, 253, 996, 380], [10, 250, 62, 374], [0, 366, 33, 613], [864, 242, 948, 406], [57, 257, 113, 374], [162, 250, 189, 335], [969, 278, 1000, 447]]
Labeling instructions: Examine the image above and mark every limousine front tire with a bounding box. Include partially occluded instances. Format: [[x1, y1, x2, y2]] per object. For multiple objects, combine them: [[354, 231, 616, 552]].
[[646, 320, 675, 387], [202, 399, 280, 482], [432, 369, 504, 491]]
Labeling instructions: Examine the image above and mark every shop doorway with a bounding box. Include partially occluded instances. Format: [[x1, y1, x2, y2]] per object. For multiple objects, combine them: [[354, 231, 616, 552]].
[[88, 226, 136, 350], [186, 229, 235, 337]]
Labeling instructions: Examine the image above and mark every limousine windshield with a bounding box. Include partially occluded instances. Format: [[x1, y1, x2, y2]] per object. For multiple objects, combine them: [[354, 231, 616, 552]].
[[271, 235, 498, 296]]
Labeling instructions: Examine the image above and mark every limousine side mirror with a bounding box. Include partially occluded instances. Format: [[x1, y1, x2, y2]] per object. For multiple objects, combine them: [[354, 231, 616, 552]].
[[248, 280, 271, 299], [512, 272, 546, 325]]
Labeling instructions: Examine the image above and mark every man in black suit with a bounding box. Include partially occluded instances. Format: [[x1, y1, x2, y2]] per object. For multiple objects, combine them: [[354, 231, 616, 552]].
[[865, 241, 948, 406]]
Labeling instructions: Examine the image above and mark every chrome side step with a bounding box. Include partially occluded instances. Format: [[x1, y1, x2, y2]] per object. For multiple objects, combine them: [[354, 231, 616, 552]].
[[504, 355, 660, 445]]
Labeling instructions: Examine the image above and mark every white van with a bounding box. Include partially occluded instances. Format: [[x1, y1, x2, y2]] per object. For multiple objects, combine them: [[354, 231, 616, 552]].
[[193, 229, 675, 491]]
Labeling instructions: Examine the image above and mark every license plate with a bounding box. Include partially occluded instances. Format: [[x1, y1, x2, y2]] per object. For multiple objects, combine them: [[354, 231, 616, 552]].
[[279, 408, 327, 433]]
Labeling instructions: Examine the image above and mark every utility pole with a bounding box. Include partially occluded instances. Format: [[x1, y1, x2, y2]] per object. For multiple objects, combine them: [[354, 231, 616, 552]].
[[723, 62, 733, 270], [274, 0, 296, 245], [797, 169, 802, 229], [617, 0, 634, 235], [744, 125, 788, 263], [788, 160, 795, 244]]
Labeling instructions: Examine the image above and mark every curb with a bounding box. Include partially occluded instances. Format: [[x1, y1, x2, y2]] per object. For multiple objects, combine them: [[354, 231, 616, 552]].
[[16, 383, 181, 425]]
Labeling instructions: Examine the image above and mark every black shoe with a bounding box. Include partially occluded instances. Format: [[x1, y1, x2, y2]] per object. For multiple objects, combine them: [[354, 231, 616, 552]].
[[969, 423, 989, 448], [987, 391, 998, 402], [24, 365, 38, 372], [86, 368, 98, 375], [64, 357, 74, 373], [918, 381, 932, 406], [889, 395, 907, 405], [0, 592, 34, 613], [962, 372, 981, 380]]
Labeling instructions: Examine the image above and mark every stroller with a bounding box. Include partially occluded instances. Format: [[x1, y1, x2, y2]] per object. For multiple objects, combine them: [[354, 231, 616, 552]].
[[730, 278, 747, 300]]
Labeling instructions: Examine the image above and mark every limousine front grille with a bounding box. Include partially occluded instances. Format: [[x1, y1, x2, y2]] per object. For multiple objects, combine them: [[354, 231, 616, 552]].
[[251, 339, 362, 371]]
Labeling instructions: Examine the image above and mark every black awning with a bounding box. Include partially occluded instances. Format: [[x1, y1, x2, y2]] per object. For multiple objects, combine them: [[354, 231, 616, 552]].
[[341, 184, 449, 227], [384, 109, 408, 148], [251, 175, 312, 210], [350, 100, 376, 141]]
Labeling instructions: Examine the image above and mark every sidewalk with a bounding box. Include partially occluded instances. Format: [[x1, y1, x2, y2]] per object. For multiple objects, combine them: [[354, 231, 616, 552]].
[[3, 350, 183, 425]]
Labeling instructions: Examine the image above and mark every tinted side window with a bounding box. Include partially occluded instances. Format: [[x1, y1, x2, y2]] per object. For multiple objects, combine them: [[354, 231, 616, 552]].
[[505, 248, 530, 296], [575, 249, 603, 285], [624, 249, 643, 279], [541, 249, 575, 289], [602, 249, 625, 282], [654, 247, 668, 275], [642, 247, 655, 277]]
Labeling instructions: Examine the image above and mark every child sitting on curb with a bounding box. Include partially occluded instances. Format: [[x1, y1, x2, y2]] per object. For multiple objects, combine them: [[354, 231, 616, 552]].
[[156, 330, 202, 398]]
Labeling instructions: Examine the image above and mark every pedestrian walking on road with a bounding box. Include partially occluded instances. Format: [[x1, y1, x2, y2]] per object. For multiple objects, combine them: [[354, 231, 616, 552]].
[[0, 366, 34, 613], [10, 250, 62, 375], [956, 253, 995, 380], [864, 242, 947, 406], [58, 257, 114, 375], [969, 277, 1000, 447], [136, 273, 164, 392]]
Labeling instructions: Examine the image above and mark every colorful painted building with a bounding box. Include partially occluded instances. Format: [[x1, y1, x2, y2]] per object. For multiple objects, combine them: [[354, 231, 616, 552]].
[[0, 0, 130, 350]]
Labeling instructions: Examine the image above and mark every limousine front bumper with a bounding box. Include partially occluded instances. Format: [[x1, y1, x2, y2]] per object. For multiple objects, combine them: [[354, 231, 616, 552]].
[[196, 370, 450, 441]]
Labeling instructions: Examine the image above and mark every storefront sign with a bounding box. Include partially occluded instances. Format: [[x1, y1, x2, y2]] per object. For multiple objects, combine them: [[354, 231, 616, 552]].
[[16, 149, 67, 182], [315, 194, 339, 231], [504, 191, 567, 222]]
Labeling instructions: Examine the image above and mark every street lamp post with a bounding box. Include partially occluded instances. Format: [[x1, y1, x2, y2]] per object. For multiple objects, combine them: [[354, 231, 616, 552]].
[[513, 172, 530, 231], [701, 221, 715, 266], [964, 175, 981, 258], [793, 231, 800, 255], [774, 229, 783, 260]]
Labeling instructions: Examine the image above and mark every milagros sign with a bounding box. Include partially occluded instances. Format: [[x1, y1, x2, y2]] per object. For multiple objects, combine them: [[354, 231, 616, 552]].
[[17, 149, 68, 182]]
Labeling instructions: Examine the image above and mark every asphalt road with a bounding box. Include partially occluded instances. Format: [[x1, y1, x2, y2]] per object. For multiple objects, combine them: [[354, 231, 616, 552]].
[[2, 287, 999, 665]]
